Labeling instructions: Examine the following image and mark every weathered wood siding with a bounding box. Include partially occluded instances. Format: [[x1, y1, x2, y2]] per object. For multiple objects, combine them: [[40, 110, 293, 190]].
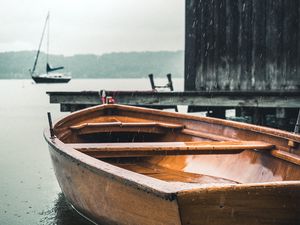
[[185, 0, 300, 91]]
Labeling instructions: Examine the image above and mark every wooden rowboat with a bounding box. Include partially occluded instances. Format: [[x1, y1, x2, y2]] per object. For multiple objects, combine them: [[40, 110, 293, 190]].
[[44, 104, 300, 225]]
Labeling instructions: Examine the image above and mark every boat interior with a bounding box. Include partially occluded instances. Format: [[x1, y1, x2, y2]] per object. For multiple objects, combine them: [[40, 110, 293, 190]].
[[54, 106, 300, 187]]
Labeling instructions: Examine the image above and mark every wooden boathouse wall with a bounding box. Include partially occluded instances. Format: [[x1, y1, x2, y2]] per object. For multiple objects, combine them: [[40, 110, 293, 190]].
[[185, 0, 300, 91]]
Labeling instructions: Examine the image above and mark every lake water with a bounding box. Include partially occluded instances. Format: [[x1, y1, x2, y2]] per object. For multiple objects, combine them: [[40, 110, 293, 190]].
[[0, 78, 183, 225]]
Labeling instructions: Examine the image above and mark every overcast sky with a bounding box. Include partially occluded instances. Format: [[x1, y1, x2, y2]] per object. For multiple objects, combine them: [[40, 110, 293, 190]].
[[0, 0, 184, 56]]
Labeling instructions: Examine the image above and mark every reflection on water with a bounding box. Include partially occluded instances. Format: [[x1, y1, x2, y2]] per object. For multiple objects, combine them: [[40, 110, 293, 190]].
[[40, 193, 94, 225]]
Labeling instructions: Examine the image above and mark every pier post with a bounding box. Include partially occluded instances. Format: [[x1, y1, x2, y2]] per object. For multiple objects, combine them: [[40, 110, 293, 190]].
[[148, 74, 155, 90]]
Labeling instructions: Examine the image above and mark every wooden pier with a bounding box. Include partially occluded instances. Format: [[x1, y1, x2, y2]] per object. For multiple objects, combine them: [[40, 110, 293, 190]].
[[47, 90, 300, 131]]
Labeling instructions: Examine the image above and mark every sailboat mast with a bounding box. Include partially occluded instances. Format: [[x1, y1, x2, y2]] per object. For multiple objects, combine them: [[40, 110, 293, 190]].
[[30, 12, 49, 76], [47, 13, 50, 74]]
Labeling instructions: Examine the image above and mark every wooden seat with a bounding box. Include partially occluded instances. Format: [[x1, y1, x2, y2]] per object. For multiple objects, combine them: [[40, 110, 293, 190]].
[[70, 122, 185, 135], [67, 141, 274, 158]]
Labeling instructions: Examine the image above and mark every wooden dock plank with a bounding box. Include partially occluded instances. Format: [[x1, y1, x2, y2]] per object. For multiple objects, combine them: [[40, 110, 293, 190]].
[[47, 91, 300, 109]]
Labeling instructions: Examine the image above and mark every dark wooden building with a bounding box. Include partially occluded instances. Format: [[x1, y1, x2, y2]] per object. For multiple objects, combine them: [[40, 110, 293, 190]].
[[185, 0, 300, 91], [184, 0, 300, 130]]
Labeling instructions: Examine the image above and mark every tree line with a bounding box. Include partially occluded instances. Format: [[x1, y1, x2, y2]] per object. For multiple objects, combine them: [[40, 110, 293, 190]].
[[0, 50, 184, 79]]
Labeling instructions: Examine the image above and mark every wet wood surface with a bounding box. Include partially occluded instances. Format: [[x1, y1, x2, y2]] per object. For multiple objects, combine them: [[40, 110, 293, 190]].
[[49, 146, 182, 225], [45, 104, 300, 225], [113, 161, 238, 184], [48, 90, 300, 109], [70, 121, 184, 135], [271, 149, 300, 166], [185, 0, 300, 91], [69, 141, 274, 158], [177, 183, 300, 225]]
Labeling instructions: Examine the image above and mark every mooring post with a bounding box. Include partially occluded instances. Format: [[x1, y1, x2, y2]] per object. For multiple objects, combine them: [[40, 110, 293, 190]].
[[149, 73, 174, 91], [101, 90, 106, 104], [47, 112, 55, 138], [166, 73, 174, 91], [148, 74, 155, 90], [294, 109, 300, 134]]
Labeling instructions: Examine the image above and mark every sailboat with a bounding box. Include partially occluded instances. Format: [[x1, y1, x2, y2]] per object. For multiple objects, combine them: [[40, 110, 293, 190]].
[[30, 13, 71, 83]]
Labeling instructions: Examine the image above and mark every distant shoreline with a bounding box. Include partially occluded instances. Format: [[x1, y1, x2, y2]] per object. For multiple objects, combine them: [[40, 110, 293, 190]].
[[0, 76, 183, 80], [0, 50, 184, 79]]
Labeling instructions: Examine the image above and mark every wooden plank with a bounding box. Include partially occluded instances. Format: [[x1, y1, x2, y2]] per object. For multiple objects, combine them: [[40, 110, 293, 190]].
[[195, 0, 206, 91], [184, 0, 198, 91], [67, 141, 274, 158], [47, 91, 300, 109], [266, 0, 283, 90], [226, 0, 240, 90], [239, 0, 253, 90], [185, 0, 300, 92], [181, 129, 236, 141], [115, 162, 238, 184], [61, 103, 179, 112], [70, 122, 184, 129], [205, 0, 216, 90], [70, 122, 184, 135], [194, 0, 203, 91], [271, 149, 300, 166], [177, 183, 300, 225], [283, 0, 299, 89], [214, 0, 227, 90], [252, 0, 266, 90]]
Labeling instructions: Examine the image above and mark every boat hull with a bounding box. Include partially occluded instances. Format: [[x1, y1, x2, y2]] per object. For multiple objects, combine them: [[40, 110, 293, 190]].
[[44, 104, 300, 225], [48, 143, 181, 225], [47, 142, 300, 225], [177, 183, 300, 225], [32, 76, 71, 83]]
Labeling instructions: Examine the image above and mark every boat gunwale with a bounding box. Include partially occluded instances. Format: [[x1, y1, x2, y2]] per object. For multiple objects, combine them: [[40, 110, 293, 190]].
[[55, 104, 300, 143]]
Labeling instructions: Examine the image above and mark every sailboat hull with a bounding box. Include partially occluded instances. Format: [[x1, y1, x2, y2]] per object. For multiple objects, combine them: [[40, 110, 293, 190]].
[[32, 76, 71, 83]]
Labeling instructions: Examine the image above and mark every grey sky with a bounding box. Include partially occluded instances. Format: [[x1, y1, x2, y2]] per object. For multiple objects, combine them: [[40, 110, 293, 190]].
[[0, 0, 184, 55]]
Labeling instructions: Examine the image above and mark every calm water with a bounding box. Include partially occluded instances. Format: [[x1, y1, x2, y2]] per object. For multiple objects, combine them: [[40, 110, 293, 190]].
[[0, 78, 183, 225]]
